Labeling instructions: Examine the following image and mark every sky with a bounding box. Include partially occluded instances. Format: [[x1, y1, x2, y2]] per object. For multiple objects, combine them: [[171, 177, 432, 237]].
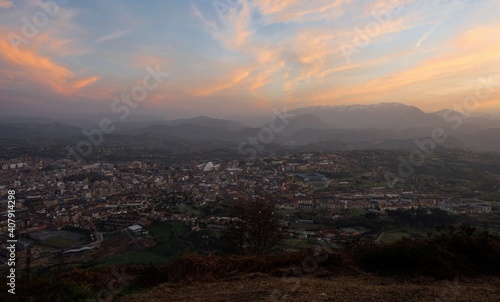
[[0, 0, 499, 119]]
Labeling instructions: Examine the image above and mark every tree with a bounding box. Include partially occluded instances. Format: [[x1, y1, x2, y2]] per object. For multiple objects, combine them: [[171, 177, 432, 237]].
[[231, 198, 281, 255], [25, 246, 32, 282]]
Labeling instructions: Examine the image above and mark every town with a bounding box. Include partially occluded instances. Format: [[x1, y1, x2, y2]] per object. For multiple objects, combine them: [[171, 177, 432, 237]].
[[1, 149, 498, 268]]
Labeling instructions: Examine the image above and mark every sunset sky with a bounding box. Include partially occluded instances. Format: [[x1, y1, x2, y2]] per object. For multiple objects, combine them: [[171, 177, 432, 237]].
[[1, 0, 499, 119]]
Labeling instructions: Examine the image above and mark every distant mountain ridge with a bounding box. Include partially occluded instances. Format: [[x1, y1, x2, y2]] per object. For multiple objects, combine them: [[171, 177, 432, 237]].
[[1, 103, 500, 152], [289, 103, 441, 130], [0, 122, 83, 138]]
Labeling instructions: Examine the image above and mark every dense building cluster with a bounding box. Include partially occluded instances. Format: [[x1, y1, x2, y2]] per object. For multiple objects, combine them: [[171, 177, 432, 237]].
[[0, 153, 494, 263]]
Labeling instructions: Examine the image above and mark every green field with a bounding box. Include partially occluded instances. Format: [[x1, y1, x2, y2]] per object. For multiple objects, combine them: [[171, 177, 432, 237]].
[[279, 238, 308, 249], [379, 231, 410, 243], [97, 221, 193, 266], [379, 228, 427, 243], [179, 205, 201, 216], [289, 222, 325, 231], [468, 212, 500, 234], [40, 237, 82, 248], [101, 249, 176, 265]]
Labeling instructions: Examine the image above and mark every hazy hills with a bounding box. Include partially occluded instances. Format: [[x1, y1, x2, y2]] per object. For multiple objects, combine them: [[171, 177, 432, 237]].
[[1, 103, 500, 152]]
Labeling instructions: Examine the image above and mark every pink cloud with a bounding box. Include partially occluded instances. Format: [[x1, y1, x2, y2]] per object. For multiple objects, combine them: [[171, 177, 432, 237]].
[[0, 0, 12, 9]]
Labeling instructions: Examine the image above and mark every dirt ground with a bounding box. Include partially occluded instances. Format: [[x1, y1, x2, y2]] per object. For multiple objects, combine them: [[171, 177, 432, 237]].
[[121, 275, 500, 302]]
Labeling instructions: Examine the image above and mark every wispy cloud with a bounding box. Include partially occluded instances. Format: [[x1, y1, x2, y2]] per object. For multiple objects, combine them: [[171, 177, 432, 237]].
[[1, 0, 499, 116], [0, 33, 100, 95], [0, 0, 12, 9], [192, 69, 251, 97], [192, 1, 254, 50], [413, 0, 465, 50], [192, 0, 420, 98], [307, 21, 500, 111], [413, 25, 437, 50], [95, 30, 128, 43], [253, 0, 350, 24]]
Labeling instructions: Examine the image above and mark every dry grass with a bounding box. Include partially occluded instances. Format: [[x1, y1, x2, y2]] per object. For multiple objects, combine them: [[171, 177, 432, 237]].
[[165, 250, 331, 283], [121, 275, 500, 302], [4, 227, 500, 301]]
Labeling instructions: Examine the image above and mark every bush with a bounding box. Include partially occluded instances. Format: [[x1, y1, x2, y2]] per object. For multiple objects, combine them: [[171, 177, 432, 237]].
[[3, 226, 500, 300], [349, 225, 500, 278]]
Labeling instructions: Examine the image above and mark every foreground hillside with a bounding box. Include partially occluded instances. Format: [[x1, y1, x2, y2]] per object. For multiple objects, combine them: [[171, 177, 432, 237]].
[[2, 227, 500, 301], [121, 275, 500, 302]]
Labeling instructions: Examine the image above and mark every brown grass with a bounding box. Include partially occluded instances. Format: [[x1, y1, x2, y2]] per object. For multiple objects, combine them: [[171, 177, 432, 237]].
[[121, 275, 500, 302], [3, 227, 500, 301]]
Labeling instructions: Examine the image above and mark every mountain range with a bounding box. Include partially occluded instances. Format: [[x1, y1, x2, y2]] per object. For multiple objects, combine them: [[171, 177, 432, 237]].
[[1, 103, 500, 152]]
